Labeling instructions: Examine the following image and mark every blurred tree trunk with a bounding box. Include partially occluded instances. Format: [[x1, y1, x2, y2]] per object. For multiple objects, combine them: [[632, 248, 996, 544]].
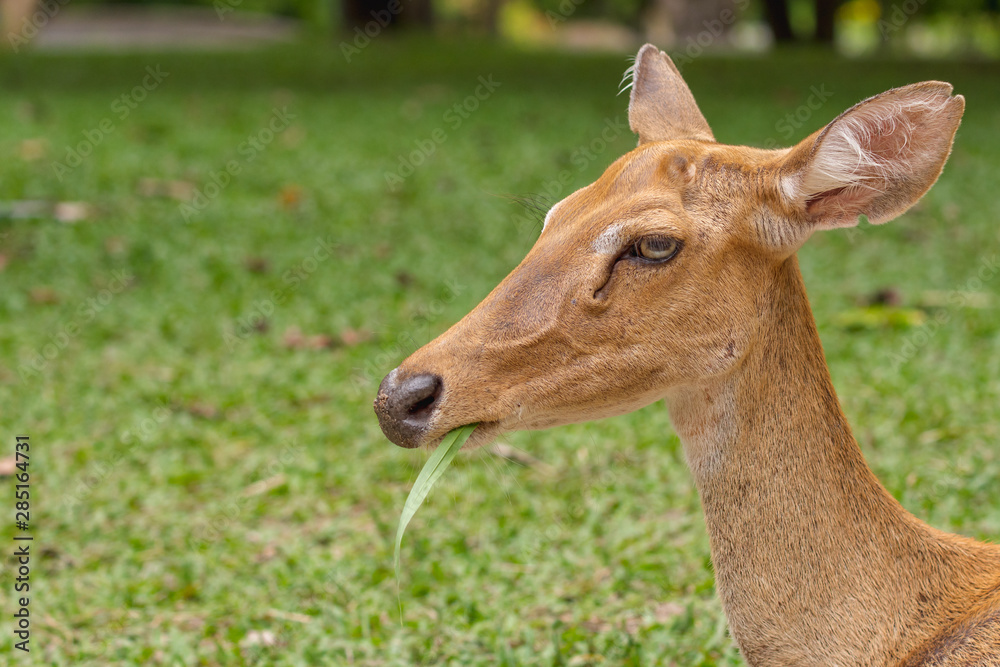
[[763, 0, 795, 42], [481, 0, 505, 36], [2, 0, 38, 50], [341, 0, 434, 31], [407, 0, 434, 28], [815, 0, 837, 43]]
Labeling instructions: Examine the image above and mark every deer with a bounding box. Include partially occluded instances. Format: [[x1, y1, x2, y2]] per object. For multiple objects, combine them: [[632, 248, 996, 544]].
[[373, 44, 1000, 666]]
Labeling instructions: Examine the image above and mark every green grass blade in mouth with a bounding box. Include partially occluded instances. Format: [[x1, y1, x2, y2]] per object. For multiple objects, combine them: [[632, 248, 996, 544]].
[[394, 423, 477, 581]]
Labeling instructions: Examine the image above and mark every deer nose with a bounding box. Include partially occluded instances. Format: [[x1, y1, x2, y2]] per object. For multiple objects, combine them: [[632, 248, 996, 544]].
[[374, 369, 443, 449]]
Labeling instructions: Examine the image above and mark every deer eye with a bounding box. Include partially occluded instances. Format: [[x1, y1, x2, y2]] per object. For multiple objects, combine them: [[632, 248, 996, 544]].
[[631, 236, 681, 262]]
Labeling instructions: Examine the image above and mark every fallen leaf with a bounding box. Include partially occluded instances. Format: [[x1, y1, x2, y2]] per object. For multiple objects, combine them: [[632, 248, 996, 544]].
[[167, 180, 196, 200], [104, 237, 128, 256], [29, 287, 59, 304], [184, 402, 219, 419], [242, 473, 286, 497], [54, 202, 91, 223], [279, 125, 306, 149], [255, 544, 278, 563], [239, 630, 277, 648], [863, 287, 902, 307], [282, 326, 334, 350], [283, 326, 305, 348], [278, 185, 303, 210], [244, 256, 270, 274], [137, 178, 195, 201], [339, 328, 372, 347], [653, 601, 684, 623], [266, 608, 312, 624], [18, 139, 48, 161], [395, 271, 415, 288], [0, 456, 16, 476]]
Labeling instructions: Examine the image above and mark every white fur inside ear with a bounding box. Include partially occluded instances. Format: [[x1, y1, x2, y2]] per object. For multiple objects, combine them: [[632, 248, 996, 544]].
[[799, 91, 951, 200]]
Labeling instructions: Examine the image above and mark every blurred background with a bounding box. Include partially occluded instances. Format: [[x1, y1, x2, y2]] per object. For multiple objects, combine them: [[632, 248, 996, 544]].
[[0, 1, 998, 665], [3, 0, 1000, 54]]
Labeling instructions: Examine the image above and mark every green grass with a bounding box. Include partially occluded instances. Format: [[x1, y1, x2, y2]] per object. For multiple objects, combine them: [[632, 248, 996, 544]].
[[0, 39, 998, 666]]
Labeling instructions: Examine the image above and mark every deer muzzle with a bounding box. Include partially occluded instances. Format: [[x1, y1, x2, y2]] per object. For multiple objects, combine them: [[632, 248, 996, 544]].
[[374, 368, 444, 449]]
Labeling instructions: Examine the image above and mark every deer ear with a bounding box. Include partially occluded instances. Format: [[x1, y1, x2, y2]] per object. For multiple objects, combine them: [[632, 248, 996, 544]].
[[779, 82, 964, 231], [627, 44, 714, 145]]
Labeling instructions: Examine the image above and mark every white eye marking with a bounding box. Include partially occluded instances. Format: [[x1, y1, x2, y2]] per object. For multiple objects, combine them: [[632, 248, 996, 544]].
[[592, 222, 625, 255]]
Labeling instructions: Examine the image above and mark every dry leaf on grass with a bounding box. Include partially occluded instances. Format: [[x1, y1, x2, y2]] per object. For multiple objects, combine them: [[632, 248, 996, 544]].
[[137, 178, 195, 201], [338, 328, 372, 347], [239, 630, 277, 648], [0, 456, 16, 477], [104, 237, 128, 256], [282, 326, 333, 350], [54, 202, 91, 223], [183, 402, 219, 419], [242, 473, 286, 497], [244, 256, 270, 274], [18, 139, 48, 161], [278, 185, 303, 210], [29, 287, 59, 304]]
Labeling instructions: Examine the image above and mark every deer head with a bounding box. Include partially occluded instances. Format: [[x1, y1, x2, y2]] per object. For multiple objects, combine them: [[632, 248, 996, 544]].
[[374, 44, 964, 452]]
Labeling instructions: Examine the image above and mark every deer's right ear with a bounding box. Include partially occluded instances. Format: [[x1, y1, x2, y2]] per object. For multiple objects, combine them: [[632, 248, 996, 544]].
[[627, 44, 714, 145], [777, 81, 964, 235]]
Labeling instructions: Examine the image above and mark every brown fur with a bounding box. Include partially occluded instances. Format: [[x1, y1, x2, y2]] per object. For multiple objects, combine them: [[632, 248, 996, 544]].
[[374, 45, 1000, 665]]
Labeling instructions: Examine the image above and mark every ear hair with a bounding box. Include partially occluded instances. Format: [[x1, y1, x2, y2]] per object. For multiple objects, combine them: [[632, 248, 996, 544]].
[[777, 81, 964, 233]]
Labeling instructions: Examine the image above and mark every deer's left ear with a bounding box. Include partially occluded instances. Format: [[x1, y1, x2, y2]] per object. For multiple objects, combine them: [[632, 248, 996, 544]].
[[627, 44, 714, 145], [779, 81, 964, 231]]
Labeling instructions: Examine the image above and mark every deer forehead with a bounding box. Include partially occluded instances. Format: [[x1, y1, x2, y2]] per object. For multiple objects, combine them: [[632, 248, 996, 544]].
[[542, 144, 762, 252]]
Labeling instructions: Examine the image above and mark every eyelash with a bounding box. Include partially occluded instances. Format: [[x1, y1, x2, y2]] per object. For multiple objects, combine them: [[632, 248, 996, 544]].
[[622, 236, 683, 263]]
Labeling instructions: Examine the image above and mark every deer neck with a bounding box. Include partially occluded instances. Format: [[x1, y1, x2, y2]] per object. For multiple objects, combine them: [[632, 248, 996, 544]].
[[663, 256, 976, 666]]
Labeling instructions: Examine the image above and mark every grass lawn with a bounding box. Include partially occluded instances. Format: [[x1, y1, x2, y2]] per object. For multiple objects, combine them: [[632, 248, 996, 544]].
[[0, 39, 998, 666]]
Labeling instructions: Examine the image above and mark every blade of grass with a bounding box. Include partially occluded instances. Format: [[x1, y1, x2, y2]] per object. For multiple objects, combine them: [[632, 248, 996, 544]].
[[393, 423, 478, 581]]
